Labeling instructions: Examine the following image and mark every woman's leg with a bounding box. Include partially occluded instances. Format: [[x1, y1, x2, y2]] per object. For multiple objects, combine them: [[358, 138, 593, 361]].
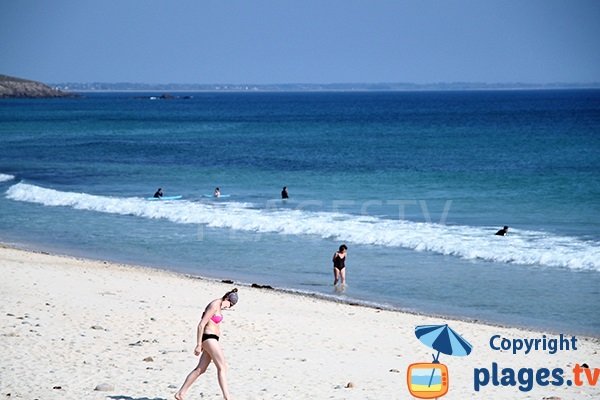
[[202, 339, 231, 400], [333, 267, 340, 285], [340, 267, 346, 286], [175, 350, 212, 399]]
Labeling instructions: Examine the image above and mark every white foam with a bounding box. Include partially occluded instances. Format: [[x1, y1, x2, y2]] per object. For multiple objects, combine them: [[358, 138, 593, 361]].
[[6, 182, 600, 271], [0, 174, 15, 182]]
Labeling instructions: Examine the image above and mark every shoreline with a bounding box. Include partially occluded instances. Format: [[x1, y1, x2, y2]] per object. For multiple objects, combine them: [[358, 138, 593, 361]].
[[2, 241, 587, 339], [1, 244, 599, 399], [1, 241, 596, 339]]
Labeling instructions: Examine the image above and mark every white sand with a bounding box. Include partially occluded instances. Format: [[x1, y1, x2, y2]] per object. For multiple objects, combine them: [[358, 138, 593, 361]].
[[0, 245, 598, 400]]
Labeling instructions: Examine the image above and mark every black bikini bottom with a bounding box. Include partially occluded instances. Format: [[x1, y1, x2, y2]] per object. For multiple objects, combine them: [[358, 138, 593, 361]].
[[202, 333, 220, 342]]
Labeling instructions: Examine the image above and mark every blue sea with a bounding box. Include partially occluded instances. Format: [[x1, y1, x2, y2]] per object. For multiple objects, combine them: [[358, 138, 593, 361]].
[[1, 90, 599, 335]]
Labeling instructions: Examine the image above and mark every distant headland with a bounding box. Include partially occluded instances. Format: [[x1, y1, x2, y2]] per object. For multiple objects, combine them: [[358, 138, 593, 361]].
[[0, 74, 72, 98]]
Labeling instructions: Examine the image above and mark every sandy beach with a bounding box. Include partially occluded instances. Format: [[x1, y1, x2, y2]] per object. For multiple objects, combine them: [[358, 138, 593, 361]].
[[0, 245, 598, 400]]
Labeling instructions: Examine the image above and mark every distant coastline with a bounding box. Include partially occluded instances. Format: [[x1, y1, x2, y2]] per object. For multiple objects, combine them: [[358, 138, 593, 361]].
[[4, 74, 599, 95], [52, 81, 600, 92]]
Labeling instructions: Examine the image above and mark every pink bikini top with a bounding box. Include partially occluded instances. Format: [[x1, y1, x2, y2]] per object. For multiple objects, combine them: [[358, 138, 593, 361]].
[[211, 314, 223, 324]]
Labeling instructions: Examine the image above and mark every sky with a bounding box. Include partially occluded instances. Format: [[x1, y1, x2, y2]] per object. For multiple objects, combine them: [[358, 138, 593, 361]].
[[1, 0, 599, 85]]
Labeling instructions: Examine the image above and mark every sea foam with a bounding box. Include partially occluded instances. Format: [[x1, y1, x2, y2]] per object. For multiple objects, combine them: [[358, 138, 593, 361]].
[[0, 173, 15, 183], [6, 182, 600, 271]]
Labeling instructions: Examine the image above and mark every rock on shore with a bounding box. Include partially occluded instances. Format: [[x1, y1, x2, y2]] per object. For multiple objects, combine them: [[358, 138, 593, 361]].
[[0, 74, 72, 98]]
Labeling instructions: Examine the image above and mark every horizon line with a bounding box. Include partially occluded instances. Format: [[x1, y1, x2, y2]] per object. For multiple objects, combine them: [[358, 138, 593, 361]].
[[51, 80, 600, 86], [51, 81, 600, 93]]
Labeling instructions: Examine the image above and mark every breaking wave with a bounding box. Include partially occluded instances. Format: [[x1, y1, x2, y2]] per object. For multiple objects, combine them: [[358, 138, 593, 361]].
[[0, 173, 15, 183], [6, 182, 600, 271]]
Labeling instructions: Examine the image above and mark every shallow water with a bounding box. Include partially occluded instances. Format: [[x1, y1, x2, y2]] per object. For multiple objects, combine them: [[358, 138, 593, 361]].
[[1, 90, 599, 334]]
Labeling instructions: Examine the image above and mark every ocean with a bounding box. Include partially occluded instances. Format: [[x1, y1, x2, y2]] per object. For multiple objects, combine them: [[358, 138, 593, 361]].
[[1, 90, 599, 335]]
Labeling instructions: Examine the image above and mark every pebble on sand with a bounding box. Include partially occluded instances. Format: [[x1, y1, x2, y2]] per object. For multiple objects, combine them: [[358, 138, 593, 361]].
[[94, 383, 114, 391]]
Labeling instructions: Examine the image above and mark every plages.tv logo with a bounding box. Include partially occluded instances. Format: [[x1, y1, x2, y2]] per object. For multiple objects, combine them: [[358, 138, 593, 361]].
[[407, 324, 473, 399]]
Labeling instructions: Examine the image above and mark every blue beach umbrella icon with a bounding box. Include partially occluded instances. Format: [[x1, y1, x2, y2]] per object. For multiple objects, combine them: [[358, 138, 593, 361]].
[[415, 324, 473, 388], [415, 324, 473, 360]]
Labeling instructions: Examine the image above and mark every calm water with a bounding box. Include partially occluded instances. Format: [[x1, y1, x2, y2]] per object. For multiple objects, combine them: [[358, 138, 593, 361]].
[[1, 90, 599, 335]]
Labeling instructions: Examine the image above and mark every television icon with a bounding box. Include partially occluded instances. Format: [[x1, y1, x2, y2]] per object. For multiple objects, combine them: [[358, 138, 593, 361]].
[[406, 362, 449, 399]]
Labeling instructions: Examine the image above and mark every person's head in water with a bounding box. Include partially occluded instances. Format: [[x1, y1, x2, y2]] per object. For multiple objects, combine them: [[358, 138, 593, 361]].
[[222, 288, 238, 308]]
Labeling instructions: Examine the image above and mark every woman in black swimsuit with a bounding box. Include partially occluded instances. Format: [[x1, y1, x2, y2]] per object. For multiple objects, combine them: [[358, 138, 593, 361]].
[[332, 244, 348, 287]]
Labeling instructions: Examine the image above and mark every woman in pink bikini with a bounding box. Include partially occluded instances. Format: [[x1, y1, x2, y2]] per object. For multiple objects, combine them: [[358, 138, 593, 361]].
[[175, 288, 239, 400]]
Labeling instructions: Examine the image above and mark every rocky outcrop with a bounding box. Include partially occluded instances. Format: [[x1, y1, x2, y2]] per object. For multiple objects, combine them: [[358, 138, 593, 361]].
[[0, 74, 72, 98]]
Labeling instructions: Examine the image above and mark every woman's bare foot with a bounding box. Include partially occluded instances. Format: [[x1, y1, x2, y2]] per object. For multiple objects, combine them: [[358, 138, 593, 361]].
[[174, 392, 184, 400]]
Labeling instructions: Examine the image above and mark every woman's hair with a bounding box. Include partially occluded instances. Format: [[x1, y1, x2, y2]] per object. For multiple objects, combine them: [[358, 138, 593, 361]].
[[339, 244, 348, 251], [222, 288, 238, 305]]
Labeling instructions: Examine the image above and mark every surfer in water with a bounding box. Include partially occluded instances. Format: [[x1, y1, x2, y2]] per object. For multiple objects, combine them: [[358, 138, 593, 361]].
[[495, 226, 509, 236], [281, 186, 289, 199], [153, 188, 163, 198], [214, 187, 221, 198]]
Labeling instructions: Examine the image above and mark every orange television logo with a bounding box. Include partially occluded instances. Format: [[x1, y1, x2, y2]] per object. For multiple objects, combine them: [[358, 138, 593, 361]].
[[407, 362, 449, 399]]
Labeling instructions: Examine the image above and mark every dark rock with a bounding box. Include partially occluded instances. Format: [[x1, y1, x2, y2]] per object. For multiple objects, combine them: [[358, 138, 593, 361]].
[[251, 283, 274, 289], [221, 279, 234, 284]]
